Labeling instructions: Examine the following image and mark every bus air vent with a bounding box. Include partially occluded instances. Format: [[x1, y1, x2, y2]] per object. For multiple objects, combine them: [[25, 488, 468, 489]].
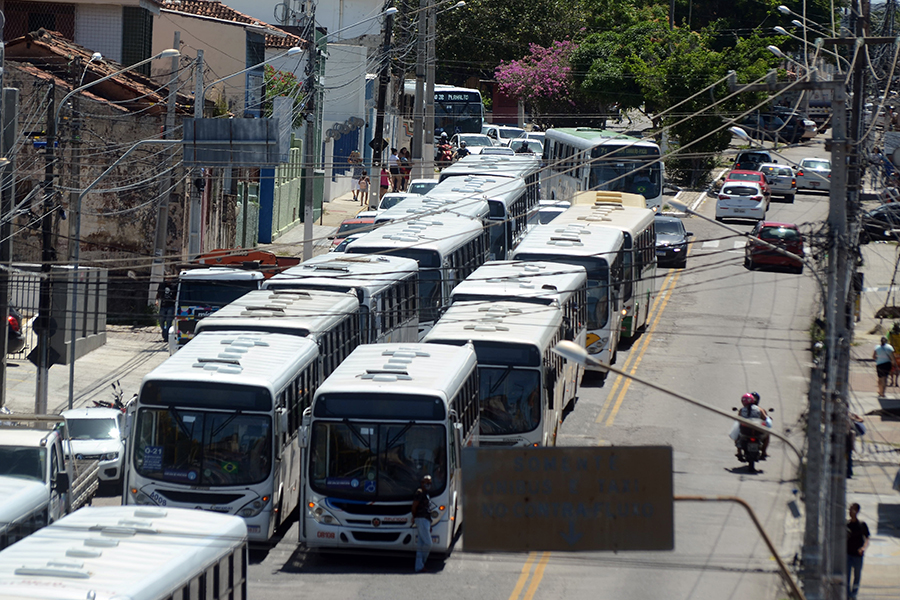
[[15, 566, 90, 579], [83, 538, 119, 547], [383, 349, 431, 358], [269, 290, 312, 298], [66, 548, 103, 558]]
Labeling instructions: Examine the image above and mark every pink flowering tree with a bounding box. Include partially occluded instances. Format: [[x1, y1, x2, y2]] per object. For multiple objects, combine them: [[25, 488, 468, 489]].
[[495, 41, 607, 129]]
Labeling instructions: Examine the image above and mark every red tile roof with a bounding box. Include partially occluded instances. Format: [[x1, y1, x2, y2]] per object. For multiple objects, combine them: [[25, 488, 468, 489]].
[[161, 0, 304, 48]]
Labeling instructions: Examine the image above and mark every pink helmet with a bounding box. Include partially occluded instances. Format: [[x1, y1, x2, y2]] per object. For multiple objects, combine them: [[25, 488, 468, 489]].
[[741, 393, 755, 407]]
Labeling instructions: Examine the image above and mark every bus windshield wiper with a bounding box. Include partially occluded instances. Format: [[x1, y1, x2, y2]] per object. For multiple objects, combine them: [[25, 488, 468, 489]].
[[168, 407, 195, 439], [343, 419, 372, 451], [488, 367, 514, 396], [385, 421, 415, 451]]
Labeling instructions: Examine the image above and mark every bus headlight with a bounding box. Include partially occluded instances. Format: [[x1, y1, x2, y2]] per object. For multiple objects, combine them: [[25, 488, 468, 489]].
[[130, 488, 157, 506], [238, 496, 271, 518], [587, 338, 607, 354], [430, 505, 445, 525], [307, 501, 341, 525]]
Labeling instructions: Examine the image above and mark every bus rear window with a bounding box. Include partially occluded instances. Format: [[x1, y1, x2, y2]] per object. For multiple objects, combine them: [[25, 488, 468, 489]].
[[314, 393, 446, 420]]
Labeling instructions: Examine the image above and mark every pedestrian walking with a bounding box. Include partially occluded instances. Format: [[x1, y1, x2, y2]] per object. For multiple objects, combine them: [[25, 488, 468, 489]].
[[388, 148, 402, 192], [358, 173, 369, 207], [411, 475, 433, 572], [873, 336, 896, 398], [846, 412, 865, 478], [380, 166, 391, 195], [156, 276, 176, 343], [846, 503, 870, 599], [399, 147, 411, 191], [349, 151, 364, 202]]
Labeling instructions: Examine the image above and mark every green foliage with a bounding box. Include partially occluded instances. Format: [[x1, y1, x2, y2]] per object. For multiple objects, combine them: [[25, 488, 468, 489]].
[[263, 65, 306, 128]]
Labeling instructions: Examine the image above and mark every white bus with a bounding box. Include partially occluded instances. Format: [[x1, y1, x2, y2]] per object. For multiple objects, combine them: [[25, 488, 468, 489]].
[[510, 221, 625, 369], [562, 201, 657, 339], [0, 476, 47, 550], [424, 301, 571, 447], [0, 506, 247, 600], [450, 259, 588, 389], [401, 82, 485, 140], [264, 254, 419, 345], [302, 343, 479, 556], [124, 331, 320, 542], [193, 288, 362, 378], [345, 214, 490, 336], [542, 128, 664, 210]]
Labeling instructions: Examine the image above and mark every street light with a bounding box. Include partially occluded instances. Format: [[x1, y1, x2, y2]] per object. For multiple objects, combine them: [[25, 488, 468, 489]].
[[62, 48, 180, 411]]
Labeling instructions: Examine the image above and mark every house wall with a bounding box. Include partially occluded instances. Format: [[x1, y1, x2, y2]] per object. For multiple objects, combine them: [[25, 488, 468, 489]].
[[315, 0, 383, 54], [152, 10, 246, 113], [6, 63, 186, 268], [74, 4, 123, 62], [321, 43, 367, 200]]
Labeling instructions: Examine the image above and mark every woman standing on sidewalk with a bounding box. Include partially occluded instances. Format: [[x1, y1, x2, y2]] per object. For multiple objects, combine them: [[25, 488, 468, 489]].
[[873, 337, 896, 398]]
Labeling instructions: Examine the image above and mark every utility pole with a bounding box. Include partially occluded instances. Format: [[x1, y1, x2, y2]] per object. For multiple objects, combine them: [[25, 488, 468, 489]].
[[0, 88, 19, 409], [411, 0, 426, 181], [371, 7, 395, 210], [188, 50, 203, 257], [423, 3, 435, 174], [302, 3, 319, 260], [149, 31, 181, 303], [35, 83, 55, 413]]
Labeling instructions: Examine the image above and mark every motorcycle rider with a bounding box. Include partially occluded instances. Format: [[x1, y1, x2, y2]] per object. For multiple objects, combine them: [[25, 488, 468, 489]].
[[736, 393, 770, 460], [435, 132, 454, 169], [749, 391, 771, 459], [455, 141, 471, 160]]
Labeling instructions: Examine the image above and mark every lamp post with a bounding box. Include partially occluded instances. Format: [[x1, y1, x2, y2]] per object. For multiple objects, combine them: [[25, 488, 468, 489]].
[[60, 49, 180, 412]]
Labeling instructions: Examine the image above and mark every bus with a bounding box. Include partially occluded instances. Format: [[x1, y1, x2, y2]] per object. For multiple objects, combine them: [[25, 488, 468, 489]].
[[449, 259, 588, 371], [345, 214, 490, 336], [301, 342, 479, 555], [171, 267, 263, 350], [571, 189, 648, 209], [402, 81, 485, 140], [424, 300, 572, 447], [0, 506, 248, 600], [124, 331, 320, 542], [510, 221, 625, 370], [263, 254, 419, 345], [542, 128, 664, 210], [193, 288, 362, 378], [562, 202, 656, 338]]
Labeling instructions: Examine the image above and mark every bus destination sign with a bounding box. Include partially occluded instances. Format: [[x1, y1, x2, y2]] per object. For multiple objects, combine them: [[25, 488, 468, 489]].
[[435, 92, 478, 102], [595, 146, 660, 158], [462, 446, 673, 552]]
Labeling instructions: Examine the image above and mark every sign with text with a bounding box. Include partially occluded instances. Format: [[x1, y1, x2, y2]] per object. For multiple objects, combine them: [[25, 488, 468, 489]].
[[462, 446, 673, 552]]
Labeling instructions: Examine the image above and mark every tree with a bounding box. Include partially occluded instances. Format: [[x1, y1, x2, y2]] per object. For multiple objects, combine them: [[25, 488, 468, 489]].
[[263, 65, 306, 128]]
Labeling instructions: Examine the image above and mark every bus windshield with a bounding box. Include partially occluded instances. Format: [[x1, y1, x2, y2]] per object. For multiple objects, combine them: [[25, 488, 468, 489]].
[[0, 447, 46, 482], [479, 367, 541, 436], [309, 422, 447, 501], [435, 93, 483, 135], [589, 157, 661, 200], [179, 280, 258, 307], [134, 409, 272, 486]]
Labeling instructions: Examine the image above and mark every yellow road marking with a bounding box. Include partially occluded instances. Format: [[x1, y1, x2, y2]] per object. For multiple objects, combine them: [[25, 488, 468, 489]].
[[508, 552, 538, 600], [522, 552, 551, 600], [603, 267, 683, 427], [595, 269, 676, 423]]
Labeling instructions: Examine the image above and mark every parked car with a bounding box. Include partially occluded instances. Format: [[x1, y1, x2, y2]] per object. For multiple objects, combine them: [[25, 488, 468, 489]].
[[60, 407, 126, 483], [734, 150, 776, 171], [407, 178, 439, 195], [330, 235, 361, 253], [331, 217, 377, 249], [481, 124, 525, 146], [795, 157, 831, 191], [356, 192, 412, 217], [716, 181, 767, 221], [654, 215, 693, 268], [449, 133, 492, 154], [757, 162, 797, 202], [744, 221, 805, 273], [860, 203, 900, 243], [772, 108, 818, 139], [739, 113, 804, 143], [724, 170, 771, 206], [7, 306, 25, 354]]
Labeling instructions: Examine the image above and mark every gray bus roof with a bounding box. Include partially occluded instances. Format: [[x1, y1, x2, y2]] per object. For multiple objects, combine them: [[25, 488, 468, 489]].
[[450, 260, 586, 304], [264, 254, 418, 296], [439, 154, 542, 181], [424, 300, 563, 351]]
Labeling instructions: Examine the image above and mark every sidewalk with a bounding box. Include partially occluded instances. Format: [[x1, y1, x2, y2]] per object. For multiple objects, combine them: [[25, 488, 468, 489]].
[[259, 190, 367, 257], [846, 237, 900, 599]]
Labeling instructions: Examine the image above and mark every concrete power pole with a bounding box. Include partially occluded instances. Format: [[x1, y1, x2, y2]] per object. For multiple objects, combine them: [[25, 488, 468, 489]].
[[0, 88, 19, 409], [188, 50, 204, 257], [149, 31, 181, 304], [302, 3, 319, 260], [371, 9, 395, 210], [423, 3, 435, 174], [411, 0, 427, 181]]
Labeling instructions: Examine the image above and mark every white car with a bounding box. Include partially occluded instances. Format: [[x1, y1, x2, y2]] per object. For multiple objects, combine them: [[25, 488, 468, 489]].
[[449, 134, 492, 155], [795, 157, 831, 191], [715, 181, 767, 221], [757, 162, 797, 202], [61, 407, 126, 482], [481, 124, 525, 146], [407, 179, 439, 195]]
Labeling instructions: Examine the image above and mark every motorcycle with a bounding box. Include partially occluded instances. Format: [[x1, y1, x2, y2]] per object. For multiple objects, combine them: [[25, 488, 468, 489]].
[[730, 407, 774, 473], [92, 380, 135, 412], [435, 144, 454, 170]]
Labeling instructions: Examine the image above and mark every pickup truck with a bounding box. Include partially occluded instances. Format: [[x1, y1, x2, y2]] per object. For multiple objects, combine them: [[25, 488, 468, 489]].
[[0, 414, 100, 549]]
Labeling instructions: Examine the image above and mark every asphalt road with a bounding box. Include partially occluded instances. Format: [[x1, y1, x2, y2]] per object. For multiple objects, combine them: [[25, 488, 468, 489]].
[[91, 140, 832, 599]]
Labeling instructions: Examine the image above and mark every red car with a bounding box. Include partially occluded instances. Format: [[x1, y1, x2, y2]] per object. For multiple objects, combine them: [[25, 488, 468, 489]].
[[744, 221, 805, 273], [724, 170, 771, 206]]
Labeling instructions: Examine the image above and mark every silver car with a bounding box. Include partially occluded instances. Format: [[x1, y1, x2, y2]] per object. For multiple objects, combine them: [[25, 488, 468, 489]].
[[758, 163, 796, 202], [795, 157, 831, 191]]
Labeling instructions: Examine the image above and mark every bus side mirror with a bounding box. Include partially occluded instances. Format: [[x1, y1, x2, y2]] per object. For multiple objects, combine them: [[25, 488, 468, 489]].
[[54, 472, 70, 493], [299, 425, 309, 449], [278, 409, 289, 435]]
